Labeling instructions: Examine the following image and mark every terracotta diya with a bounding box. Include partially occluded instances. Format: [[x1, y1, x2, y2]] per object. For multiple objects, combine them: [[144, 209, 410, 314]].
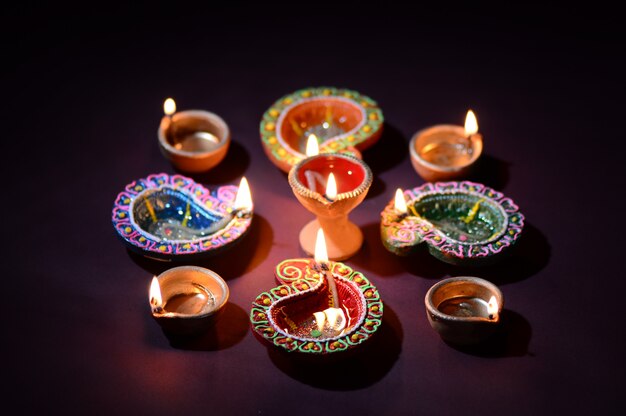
[[112, 173, 253, 260], [250, 231, 383, 355], [288, 153, 373, 261], [260, 86, 384, 173], [380, 181, 524, 266], [158, 98, 230, 173]]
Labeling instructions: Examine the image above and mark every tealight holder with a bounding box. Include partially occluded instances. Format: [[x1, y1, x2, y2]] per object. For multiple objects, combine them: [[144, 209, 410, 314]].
[[380, 181, 524, 266], [288, 153, 373, 261], [250, 258, 383, 355], [112, 173, 253, 261], [409, 124, 483, 182], [158, 109, 230, 172], [425, 276, 503, 345], [260, 86, 384, 173], [150, 266, 229, 336]]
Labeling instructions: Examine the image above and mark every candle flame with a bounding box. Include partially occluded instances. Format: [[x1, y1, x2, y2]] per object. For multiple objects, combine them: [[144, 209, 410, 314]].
[[149, 277, 163, 310], [163, 98, 176, 117], [487, 295, 498, 319], [234, 177, 253, 211], [325, 173, 337, 200], [394, 188, 407, 214], [306, 134, 319, 156], [464, 109, 478, 136], [313, 307, 347, 334], [314, 228, 329, 263]]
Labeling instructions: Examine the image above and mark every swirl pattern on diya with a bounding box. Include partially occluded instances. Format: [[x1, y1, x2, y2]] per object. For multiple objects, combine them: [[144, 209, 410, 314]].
[[380, 181, 524, 265], [250, 259, 383, 354], [112, 173, 252, 260], [260, 86, 384, 172]]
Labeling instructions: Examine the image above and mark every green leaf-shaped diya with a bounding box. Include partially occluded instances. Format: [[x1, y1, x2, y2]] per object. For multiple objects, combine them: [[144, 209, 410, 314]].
[[380, 181, 524, 266]]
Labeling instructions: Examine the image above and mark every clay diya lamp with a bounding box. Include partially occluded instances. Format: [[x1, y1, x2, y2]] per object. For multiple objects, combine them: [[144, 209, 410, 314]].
[[288, 152, 373, 261], [260, 86, 384, 173], [112, 173, 253, 261], [425, 276, 503, 345], [380, 181, 524, 266], [158, 98, 230, 173], [250, 229, 383, 355], [409, 110, 483, 182], [150, 266, 229, 337]]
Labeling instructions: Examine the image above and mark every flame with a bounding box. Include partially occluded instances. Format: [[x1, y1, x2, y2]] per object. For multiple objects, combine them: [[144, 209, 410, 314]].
[[313, 308, 347, 334], [394, 188, 407, 214], [314, 311, 326, 332], [314, 228, 329, 263], [464, 109, 478, 136], [487, 295, 498, 319], [234, 177, 252, 211], [325, 173, 337, 200], [163, 98, 176, 117], [306, 134, 319, 156], [149, 277, 163, 310], [324, 307, 346, 332]]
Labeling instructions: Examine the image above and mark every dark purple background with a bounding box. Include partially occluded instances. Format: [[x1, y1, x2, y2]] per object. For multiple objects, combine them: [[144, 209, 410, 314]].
[[5, 3, 624, 415]]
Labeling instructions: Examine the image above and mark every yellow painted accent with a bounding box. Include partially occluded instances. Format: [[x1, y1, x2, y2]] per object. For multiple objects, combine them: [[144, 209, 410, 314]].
[[181, 200, 191, 227], [124, 226, 132, 233], [463, 198, 484, 224], [119, 212, 126, 218], [144, 197, 158, 223], [139, 237, 146, 242], [263, 298, 271, 305], [362, 125, 371, 133], [368, 112, 378, 120], [301, 91, 312, 97], [159, 246, 166, 251], [289, 119, 303, 136], [283, 98, 293, 105], [265, 122, 275, 131], [269, 109, 280, 117], [322, 89, 331, 95], [277, 148, 287, 156], [268, 136, 277, 144]]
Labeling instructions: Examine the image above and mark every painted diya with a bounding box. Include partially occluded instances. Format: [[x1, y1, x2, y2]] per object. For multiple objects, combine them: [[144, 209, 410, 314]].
[[260, 86, 384, 173], [381, 181, 524, 265], [112, 173, 253, 260], [250, 259, 383, 355]]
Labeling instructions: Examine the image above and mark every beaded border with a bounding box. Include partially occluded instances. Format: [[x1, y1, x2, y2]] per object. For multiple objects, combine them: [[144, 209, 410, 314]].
[[380, 181, 524, 262], [111, 173, 253, 259], [260, 86, 384, 170], [250, 259, 383, 354]]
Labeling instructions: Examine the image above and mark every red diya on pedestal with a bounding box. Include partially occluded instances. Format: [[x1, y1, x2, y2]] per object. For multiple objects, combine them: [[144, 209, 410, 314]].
[[250, 230, 383, 355], [288, 151, 373, 261]]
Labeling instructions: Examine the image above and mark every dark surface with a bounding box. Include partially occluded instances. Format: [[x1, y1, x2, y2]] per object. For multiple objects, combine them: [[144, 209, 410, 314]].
[[5, 3, 625, 415]]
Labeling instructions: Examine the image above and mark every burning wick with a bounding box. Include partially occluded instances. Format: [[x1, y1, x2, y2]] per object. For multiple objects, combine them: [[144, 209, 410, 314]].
[[464, 109, 478, 154], [394, 188, 408, 218], [487, 295, 498, 320], [163, 97, 177, 143], [314, 228, 340, 308], [324, 173, 337, 202], [149, 276, 164, 314]]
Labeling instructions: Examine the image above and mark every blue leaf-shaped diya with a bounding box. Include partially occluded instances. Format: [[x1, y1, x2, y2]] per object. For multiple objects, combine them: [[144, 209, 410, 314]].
[[380, 181, 524, 266], [250, 259, 383, 355], [112, 173, 253, 260]]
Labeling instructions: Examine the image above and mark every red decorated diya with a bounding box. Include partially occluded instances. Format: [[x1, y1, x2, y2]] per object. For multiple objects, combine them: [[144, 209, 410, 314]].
[[250, 259, 383, 355], [260, 87, 384, 173], [288, 153, 373, 261]]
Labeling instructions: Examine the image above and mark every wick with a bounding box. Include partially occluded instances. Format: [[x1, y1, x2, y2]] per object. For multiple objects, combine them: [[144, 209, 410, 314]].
[[152, 305, 164, 314], [319, 262, 340, 308], [465, 133, 474, 154]]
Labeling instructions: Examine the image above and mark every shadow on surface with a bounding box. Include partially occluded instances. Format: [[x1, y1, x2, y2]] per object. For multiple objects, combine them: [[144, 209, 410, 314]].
[[174, 140, 251, 186], [445, 309, 532, 358], [128, 214, 273, 279], [392, 221, 550, 284], [467, 154, 510, 191], [146, 302, 249, 351], [266, 304, 402, 390]]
